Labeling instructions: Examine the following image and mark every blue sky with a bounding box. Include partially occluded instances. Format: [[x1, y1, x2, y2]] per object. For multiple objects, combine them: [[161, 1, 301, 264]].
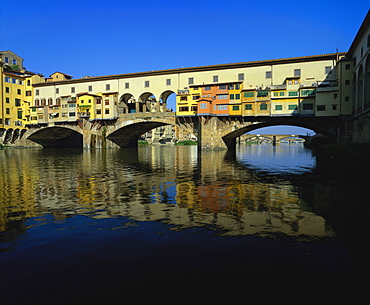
[[1, 0, 369, 134]]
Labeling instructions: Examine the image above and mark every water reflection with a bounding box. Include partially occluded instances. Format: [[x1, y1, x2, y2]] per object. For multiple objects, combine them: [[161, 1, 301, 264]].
[[0, 146, 332, 240]]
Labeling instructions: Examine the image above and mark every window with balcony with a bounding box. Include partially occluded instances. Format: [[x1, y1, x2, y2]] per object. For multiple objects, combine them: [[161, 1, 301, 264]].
[[244, 92, 254, 98]]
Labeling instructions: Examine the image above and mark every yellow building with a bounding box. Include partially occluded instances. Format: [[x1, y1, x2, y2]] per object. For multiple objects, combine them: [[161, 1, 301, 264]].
[[176, 87, 199, 116], [228, 82, 243, 116], [76, 92, 99, 120]]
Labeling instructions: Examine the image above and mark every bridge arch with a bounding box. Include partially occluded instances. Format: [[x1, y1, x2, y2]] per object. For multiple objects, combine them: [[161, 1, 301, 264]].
[[106, 114, 176, 148], [27, 126, 83, 148], [221, 119, 337, 149], [159, 90, 176, 111], [138, 92, 158, 112], [119, 93, 136, 114]]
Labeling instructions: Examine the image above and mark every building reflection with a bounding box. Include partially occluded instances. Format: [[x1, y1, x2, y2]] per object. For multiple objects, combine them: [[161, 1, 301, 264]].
[[0, 147, 334, 240]]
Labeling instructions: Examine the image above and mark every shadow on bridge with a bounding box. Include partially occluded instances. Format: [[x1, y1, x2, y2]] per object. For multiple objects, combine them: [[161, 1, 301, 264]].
[[27, 126, 83, 148]]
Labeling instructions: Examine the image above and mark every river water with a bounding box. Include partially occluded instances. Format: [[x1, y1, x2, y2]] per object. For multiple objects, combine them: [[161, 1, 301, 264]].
[[0, 145, 368, 303]]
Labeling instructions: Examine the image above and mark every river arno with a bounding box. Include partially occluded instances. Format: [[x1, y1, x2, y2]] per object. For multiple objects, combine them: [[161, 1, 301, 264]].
[[0, 145, 368, 303]]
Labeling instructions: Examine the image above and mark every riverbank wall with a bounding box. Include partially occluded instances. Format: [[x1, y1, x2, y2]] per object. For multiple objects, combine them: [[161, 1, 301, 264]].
[[313, 142, 370, 176]]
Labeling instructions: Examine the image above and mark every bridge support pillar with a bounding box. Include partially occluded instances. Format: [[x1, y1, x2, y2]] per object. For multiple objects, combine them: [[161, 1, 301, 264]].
[[197, 116, 228, 150]]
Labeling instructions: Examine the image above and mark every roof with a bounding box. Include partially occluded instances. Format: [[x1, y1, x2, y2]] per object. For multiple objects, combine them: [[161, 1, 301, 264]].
[[34, 52, 346, 87], [347, 9, 370, 57], [0, 50, 24, 60], [50, 72, 73, 78]]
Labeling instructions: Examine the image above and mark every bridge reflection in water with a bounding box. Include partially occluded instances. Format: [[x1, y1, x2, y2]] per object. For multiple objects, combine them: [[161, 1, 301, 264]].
[[0, 146, 332, 239]]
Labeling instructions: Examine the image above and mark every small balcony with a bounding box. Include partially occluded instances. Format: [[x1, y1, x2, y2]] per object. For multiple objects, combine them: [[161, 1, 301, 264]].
[[78, 112, 91, 118]]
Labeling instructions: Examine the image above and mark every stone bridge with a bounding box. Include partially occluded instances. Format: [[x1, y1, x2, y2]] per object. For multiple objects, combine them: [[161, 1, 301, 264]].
[[197, 115, 343, 149], [16, 113, 343, 150], [241, 134, 305, 144]]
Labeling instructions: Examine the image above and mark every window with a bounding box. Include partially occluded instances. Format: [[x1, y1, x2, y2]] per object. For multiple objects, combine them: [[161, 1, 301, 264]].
[[105, 100, 109, 105], [200, 103, 207, 109], [193, 95, 200, 100], [88, 99, 91, 103], [56, 88, 59, 94], [6, 97, 9, 103], [213, 75, 218, 82], [238, 73, 244, 81], [180, 96, 187, 101], [288, 91, 298, 96], [345, 64, 351, 70], [105, 109, 110, 114], [96, 110, 102, 114], [96, 99, 102, 104], [81, 99, 84, 104], [88, 86, 92, 92], [17, 110, 22, 120], [288, 105, 297, 110], [294, 69, 301, 77], [26, 90, 32, 96], [71, 87, 75, 93], [245, 104, 252, 110], [5, 57, 8, 63], [125, 82, 129, 89], [257, 91, 268, 97], [345, 80, 350, 85], [179, 106, 189, 112], [166, 79, 171, 86], [15, 99, 21, 106], [204, 86, 211, 91], [260, 104, 268, 110], [325, 66, 331, 74], [36, 89, 39, 96], [5, 77, 10, 82], [317, 105, 326, 111], [12, 78, 16, 84], [345, 96, 350, 102], [69, 112, 76, 117], [219, 84, 227, 90], [301, 89, 315, 96], [27, 80, 31, 86], [6, 108, 10, 114], [106, 84, 111, 91], [275, 105, 283, 110], [188, 77, 194, 85], [332, 105, 337, 111], [303, 103, 313, 110], [244, 92, 254, 98], [266, 71, 272, 79], [191, 106, 197, 111], [232, 105, 240, 111], [69, 103, 76, 107], [13, 59, 17, 65], [17, 89, 21, 95], [217, 94, 228, 99], [145, 81, 150, 87], [334, 93, 338, 99], [217, 105, 227, 110]]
